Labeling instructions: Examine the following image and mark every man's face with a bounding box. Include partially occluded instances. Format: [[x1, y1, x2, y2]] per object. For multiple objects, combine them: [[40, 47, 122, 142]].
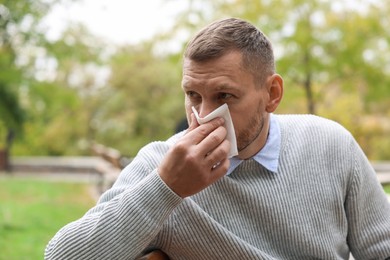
[[182, 51, 271, 159]]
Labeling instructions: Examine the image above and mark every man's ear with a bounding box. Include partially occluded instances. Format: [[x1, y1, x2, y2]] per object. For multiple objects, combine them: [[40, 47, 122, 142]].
[[266, 74, 283, 113]]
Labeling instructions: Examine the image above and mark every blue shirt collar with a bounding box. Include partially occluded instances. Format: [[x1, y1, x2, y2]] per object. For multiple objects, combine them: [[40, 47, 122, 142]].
[[226, 114, 281, 175]]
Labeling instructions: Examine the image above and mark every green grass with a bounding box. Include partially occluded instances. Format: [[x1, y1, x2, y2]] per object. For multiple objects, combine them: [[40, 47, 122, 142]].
[[0, 176, 96, 260]]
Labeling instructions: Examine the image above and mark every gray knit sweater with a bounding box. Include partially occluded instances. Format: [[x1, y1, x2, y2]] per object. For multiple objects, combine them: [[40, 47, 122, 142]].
[[45, 115, 390, 260]]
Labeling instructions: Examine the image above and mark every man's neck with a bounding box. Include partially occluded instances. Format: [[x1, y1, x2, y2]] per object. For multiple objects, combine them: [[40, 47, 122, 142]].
[[237, 115, 270, 160]]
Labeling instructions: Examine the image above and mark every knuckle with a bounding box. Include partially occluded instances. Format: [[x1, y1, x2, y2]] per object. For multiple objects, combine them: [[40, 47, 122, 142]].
[[197, 125, 210, 137], [185, 152, 198, 163], [214, 151, 227, 164], [210, 133, 223, 144], [211, 127, 226, 143], [198, 119, 223, 137], [211, 117, 224, 128], [174, 141, 188, 153], [219, 146, 229, 158]]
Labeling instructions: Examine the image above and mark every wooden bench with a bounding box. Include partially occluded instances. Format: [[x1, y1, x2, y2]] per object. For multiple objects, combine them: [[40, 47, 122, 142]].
[[91, 143, 123, 192], [137, 250, 169, 260]]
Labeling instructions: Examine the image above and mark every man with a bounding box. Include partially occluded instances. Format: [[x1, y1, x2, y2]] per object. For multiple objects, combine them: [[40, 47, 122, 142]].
[[45, 18, 390, 260]]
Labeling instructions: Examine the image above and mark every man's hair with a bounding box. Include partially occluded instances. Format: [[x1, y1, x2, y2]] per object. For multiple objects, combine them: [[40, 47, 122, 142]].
[[184, 18, 275, 86]]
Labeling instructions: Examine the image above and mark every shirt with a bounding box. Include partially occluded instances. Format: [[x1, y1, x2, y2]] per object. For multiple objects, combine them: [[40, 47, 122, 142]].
[[226, 113, 281, 175]]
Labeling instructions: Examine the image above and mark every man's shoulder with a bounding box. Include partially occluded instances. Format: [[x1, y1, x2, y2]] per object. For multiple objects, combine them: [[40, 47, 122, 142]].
[[275, 113, 335, 123], [274, 114, 352, 138], [274, 114, 357, 162], [275, 114, 345, 128]]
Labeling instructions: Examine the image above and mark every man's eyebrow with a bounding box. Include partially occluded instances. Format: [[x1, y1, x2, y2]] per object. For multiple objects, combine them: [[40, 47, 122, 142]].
[[181, 82, 191, 90], [181, 82, 241, 92], [214, 84, 239, 91]]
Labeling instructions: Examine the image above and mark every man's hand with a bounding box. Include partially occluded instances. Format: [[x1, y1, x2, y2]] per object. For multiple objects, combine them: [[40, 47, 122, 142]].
[[158, 114, 230, 198]]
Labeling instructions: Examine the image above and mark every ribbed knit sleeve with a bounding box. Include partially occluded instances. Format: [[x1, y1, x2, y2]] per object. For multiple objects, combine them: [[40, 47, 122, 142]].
[[345, 137, 390, 259], [44, 140, 183, 260]]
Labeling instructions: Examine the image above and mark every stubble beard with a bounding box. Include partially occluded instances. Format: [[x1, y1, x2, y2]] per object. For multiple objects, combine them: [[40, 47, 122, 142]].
[[236, 106, 265, 152]]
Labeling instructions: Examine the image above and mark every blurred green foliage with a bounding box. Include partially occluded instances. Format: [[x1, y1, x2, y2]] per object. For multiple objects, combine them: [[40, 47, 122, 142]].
[[92, 44, 184, 155], [0, 0, 389, 159]]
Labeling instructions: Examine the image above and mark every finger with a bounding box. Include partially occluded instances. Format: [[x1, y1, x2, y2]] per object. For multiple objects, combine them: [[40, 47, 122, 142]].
[[204, 138, 230, 168], [185, 117, 225, 144], [210, 157, 230, 181], [197, 125, 227, 158]]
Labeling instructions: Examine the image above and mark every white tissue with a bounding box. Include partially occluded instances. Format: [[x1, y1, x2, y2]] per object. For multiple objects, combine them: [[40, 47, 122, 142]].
[[191, 104, 238, 158]]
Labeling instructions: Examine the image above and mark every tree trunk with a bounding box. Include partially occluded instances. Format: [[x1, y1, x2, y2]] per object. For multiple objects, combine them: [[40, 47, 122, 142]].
[[0, 129, 14, 172], [303, 50, 315, 114], [304, 72, 315, 114], [0, 149, 9, 172]]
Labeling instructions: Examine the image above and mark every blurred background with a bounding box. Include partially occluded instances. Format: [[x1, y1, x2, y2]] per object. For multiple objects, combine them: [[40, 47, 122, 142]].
[[1, 0, 390, 160], [0, 0, 389, 259]]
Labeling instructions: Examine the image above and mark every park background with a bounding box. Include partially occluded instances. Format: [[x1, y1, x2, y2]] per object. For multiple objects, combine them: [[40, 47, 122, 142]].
[[1, 0, 390, 160], [0, 0, 389, 259]]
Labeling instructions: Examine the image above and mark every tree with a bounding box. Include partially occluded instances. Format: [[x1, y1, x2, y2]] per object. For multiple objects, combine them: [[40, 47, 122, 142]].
[[160, 0, 390, 159], [0, 0, 57, 168], [92, 43, 183, 156], [0, 0, 107, 157], [13, 23, 108, 156]]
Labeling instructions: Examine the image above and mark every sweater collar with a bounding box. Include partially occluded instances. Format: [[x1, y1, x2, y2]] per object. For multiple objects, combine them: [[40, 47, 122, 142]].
[[226, 114, 281, 175]]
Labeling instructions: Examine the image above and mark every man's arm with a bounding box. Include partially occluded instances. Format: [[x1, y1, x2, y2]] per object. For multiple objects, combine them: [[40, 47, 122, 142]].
[[45, 116, 230, 259], [45, 158, 182, 260], [346, 137, 390, 259]]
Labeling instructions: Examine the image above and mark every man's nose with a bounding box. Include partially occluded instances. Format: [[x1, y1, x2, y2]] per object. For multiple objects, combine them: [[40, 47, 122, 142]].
[[198, 103, 217, 118]]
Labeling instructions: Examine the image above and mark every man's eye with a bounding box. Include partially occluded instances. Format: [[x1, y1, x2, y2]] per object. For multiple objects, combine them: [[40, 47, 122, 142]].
[[219, 93, 233, 100], [187, 91, 200, 99]]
